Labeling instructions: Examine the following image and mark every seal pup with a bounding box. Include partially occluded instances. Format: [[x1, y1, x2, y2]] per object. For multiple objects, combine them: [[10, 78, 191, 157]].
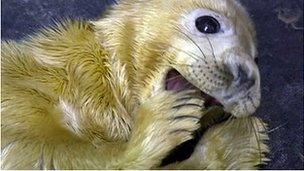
[[1, 0, 268, 169]]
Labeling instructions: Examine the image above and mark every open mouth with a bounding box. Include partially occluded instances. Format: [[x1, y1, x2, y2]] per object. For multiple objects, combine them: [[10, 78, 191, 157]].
[[160, 69, 232, 166]]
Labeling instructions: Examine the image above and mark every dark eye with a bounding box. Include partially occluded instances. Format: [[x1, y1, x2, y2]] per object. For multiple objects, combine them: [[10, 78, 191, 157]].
[[195, 16, 220, 34]]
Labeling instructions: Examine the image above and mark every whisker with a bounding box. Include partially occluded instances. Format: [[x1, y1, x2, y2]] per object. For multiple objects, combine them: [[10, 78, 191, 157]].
[[299, 153, 304, 161], [171, 63, 193, 67], [166, 51, 228, 81], [204, 36, 219, 68], [171, 81, 194, 91], [204, 36, 229, 77], [163, 27, 233, 82], [175, 27, 232, 81], [165, 45, 201, 62], [267, 123, 287, 133], [156, 41, 208, 63], [165, 74, 185, 82], [173, 26, 208, 60], [154, 62, 194, 69]]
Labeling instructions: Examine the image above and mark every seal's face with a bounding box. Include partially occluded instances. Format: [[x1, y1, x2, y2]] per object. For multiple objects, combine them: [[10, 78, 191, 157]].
[[163, 0, 260, 118]]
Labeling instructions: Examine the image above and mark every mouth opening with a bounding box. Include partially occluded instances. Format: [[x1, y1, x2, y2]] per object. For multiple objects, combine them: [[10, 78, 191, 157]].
[[165, 69, 223, 108], [160, 69, 232, 166]]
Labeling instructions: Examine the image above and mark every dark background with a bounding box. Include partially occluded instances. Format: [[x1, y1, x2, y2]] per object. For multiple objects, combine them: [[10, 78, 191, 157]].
[[1, 0, 303, 169]]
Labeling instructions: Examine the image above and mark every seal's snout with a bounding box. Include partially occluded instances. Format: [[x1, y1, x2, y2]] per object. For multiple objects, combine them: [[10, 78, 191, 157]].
[[225, 61, 257, 92], [210, 49, 261, 118]]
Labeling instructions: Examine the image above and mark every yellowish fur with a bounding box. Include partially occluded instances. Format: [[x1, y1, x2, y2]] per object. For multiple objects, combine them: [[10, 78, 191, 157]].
[[1, 0, 268, 169]]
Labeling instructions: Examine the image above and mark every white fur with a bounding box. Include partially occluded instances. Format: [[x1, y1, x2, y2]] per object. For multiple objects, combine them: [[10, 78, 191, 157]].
[[59, 99, 82, 135]]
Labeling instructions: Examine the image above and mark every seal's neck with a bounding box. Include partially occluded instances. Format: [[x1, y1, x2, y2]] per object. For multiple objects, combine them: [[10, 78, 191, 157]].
[[93, 17, 172, 102]]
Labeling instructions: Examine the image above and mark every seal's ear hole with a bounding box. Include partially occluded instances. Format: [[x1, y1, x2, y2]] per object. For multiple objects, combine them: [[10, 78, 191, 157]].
[[195, 16, 220, 34]]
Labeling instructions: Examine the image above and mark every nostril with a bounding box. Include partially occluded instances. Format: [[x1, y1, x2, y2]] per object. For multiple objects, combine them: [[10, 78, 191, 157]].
[[234, 65, 256, 89], [254, 58, 259, 65], [235, 66, 248, 87]]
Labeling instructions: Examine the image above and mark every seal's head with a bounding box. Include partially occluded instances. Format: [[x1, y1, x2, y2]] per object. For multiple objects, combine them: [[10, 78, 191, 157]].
[[151, 0, 258, 118], [96, 0, 260, 118], [164, 0, 260, 118]]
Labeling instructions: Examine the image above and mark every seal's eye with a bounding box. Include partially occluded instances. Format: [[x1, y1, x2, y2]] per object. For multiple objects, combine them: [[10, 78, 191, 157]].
[[195, 16, 220, 34]]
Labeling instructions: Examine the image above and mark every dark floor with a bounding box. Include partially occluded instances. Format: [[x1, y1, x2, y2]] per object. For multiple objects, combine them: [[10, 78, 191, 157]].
[[1, 0, 304, 169]]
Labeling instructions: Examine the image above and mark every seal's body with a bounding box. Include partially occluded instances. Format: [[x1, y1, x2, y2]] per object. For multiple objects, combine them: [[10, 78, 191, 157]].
[[1, 0, 268, 169]]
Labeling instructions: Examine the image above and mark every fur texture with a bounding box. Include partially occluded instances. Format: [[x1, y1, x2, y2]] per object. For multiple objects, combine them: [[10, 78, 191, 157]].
[[1, 0, 268, 169]]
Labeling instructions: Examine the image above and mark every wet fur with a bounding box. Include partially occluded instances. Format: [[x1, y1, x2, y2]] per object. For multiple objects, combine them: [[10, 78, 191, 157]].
[[1, 0, 268, 169]]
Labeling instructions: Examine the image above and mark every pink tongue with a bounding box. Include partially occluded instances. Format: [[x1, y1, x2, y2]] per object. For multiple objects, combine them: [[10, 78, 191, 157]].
[[165, 69, 222, 107], [165, 70, 197, 91]]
